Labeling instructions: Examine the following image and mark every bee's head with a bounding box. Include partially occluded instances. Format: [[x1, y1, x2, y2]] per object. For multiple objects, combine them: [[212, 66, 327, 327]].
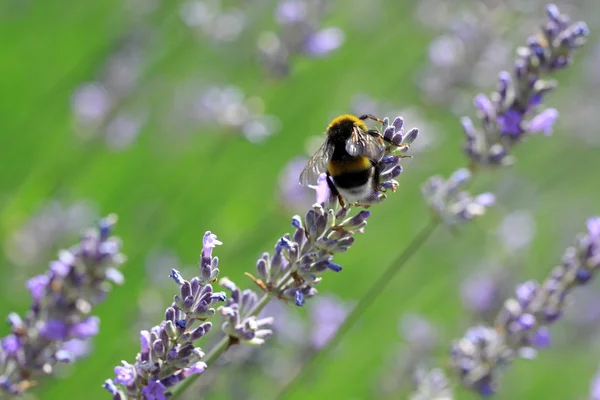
[[326, 114, 367, 142]]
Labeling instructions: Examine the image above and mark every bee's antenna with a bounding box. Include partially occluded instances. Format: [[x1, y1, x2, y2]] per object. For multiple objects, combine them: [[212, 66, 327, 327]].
[[358, 114, 384, 124]]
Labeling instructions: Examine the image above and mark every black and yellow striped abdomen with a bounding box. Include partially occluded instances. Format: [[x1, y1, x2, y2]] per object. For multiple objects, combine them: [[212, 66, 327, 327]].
[[327, 156, 373, 189]]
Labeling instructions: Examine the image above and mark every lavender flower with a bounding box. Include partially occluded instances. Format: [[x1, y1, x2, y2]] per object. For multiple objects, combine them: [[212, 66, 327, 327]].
[[410, 367, 454, 400], [308, 295, 349, 349], [278, 156, 317, 212], [450, 217, 600, 396], [190, 84, 280, 143], [71, 33, 147, 150], [462, 4, 589, 167], [179, 1, 247, 43], [105, 232, 226, 399], [218, 278, 274, 347], [258, 0, 344, 77], [422, 168, 495, 226], [0, 215, 125, 396], [246, 115, 418, 306]]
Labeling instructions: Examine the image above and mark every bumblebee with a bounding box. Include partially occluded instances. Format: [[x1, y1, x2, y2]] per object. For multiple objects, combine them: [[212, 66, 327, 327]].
[[299, 114, 388, 208]]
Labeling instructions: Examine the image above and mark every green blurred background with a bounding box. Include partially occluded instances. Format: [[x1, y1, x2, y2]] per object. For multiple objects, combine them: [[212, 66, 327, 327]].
[[1, 0, 600, 399]]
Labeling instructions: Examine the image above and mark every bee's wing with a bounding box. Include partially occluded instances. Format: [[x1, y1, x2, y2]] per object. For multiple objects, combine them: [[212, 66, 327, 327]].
[[299, 140, 333, 186], [345, 127, 384, 160]]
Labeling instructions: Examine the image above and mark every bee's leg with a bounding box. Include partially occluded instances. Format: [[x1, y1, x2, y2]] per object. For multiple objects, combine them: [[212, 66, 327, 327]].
[[358, 114, 384, 124], [325, 173, 346, 209]]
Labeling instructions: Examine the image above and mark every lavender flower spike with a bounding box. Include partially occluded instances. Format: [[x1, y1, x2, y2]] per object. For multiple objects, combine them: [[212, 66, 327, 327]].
[[463, 4, 589, 166], [422, 168, 495, 226], [0, 215, 125, 396], [106, 232, 226, 399], [246, 115, 419, 307], [450, 217, 600, 396]]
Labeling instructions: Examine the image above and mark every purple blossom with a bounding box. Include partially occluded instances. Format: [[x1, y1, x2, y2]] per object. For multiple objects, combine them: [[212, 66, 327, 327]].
[[451, 216, 600, 396], [259, 0, 345, 77], [142, 380, 167, 400], [1, 335, 21, 355], [181, 361, 207, 378], [309, 295, 349, 349], [26, 274, 49, 301], [60, 339, 90, 359], [527, 108, 559, 135], [114, 362, 136, 386], [69, 317, 100, 339], [422, 168, 495, 226], [49, 260, 71, 277], [0, 215, 125, 396], [461, 272, 498, 313], [303, 28, 345, 57], [40, 319, 69, 341], [275, 0, 306, 25], [462, 4, 588, 166], [107, 233, 224, 398], [202, 231, 222, 259]]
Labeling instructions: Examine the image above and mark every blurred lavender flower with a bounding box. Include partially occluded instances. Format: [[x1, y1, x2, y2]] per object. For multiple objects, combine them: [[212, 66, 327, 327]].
[[496, 210, 536, 252], [378, 314, 441, 397], [191, 84, 280, 143], [417, 2, 512, 114], [400, 314, 439, 353], [247, 116, 418, 306], [422, 168, 495, 227], [4, 199, 98, 268], [258, 0, 344, 77], [450, 217, 600, 396], [71, 32, 148, 150], [277, 156, 317, 212], [105, 232, 226, 399], [409, 367, 454, 400], [179, 0, 247, 43], [462, 4, 589, 167], [460, 264, 516, 319], [0, 215, 125, 396], [218, 278, 274, 347], [308, 295, 349, 349]]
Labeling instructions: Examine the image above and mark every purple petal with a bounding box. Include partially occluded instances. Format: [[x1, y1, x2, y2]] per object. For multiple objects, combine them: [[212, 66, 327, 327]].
[[27, 274, 49, 301], [114, 362, 136, 386], [528, 108, 559, 135], [475, 193, 495, 207], [587, 217, 600, 239], [61, 339, 91, 359], [497, 109, 523, 136], [275, 0, 306, 25], [49, 261, 71, 277], [202, 231, 222, 259], [303, 28, 345, 57], [2, 334, 21, 354], [142, 380, 167, 400], [70, 316, 100, 339], [474, 94, 493, 115], [532, 327, 551, 348], [41, 319, 68, 341], [181, 361, 207, 378]]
